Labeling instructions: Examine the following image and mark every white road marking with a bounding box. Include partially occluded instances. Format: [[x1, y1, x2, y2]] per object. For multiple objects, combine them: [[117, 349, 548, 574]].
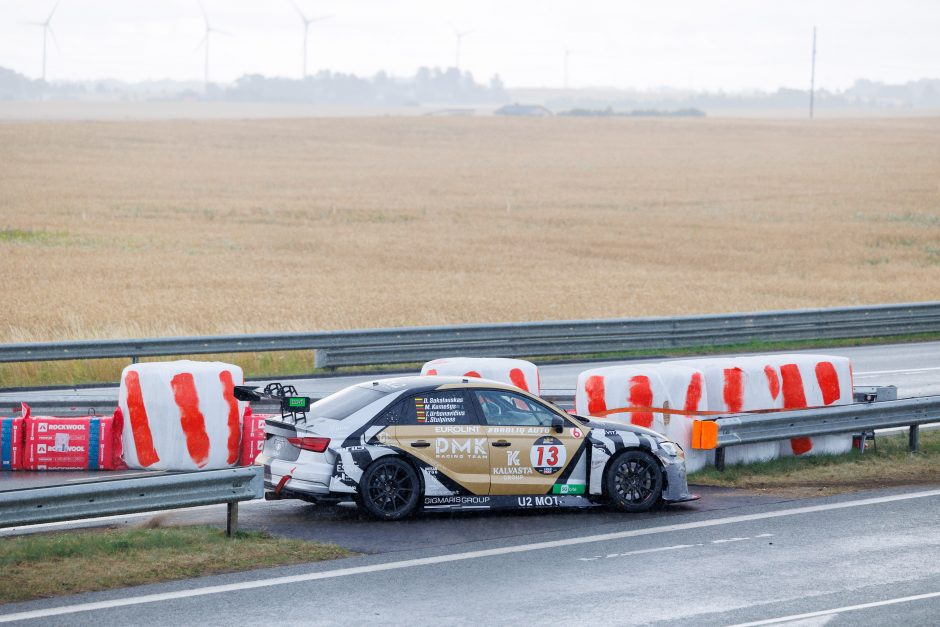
[[853, 366, 940, 376], [728, 590, 940, 626], [1, 489, 938, 623], [711, 537, 750, 544]]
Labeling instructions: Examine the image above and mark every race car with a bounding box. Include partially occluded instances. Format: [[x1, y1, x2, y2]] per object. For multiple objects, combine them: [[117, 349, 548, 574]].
[[249, 376, 697, 520]]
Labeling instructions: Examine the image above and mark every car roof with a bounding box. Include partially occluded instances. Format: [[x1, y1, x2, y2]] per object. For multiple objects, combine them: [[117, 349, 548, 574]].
[[355, 375, 528, 395]]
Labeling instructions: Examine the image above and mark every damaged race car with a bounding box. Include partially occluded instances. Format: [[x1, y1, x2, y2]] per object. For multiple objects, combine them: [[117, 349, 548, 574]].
[[241, 376, 697, 520]]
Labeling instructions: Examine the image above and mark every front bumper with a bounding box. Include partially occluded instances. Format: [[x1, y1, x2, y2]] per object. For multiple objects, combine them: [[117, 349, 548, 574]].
[[661, 457, 699, 503]]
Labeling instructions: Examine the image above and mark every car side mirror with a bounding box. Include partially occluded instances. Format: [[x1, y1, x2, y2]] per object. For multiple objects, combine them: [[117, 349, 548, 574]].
[[552, 416, 565, 434]]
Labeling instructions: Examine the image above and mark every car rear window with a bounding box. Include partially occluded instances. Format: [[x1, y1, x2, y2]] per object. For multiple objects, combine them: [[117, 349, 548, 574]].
[[311, 386, 389, 420]]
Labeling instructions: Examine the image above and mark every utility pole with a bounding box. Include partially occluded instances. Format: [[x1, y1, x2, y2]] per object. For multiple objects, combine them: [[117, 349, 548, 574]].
[[809, 26, 817, 120]]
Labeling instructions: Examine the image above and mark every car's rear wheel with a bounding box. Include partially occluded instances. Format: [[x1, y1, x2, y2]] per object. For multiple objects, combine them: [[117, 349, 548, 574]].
[[358, 457, 421, 520], [605, 450, 663, 513]]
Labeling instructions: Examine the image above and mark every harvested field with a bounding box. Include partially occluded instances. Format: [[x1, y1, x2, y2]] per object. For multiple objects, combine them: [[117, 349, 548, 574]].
[[1, 117, 938, 346]]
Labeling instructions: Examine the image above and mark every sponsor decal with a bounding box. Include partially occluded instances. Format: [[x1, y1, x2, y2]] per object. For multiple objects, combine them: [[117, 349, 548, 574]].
[[571, 427, 583, 438], [424, 495, 490, 506], [516, 495, 563, 507], [507, 450, 521, 466], [487, 426, 548, 435], [434, 425, 480, 434], [435, 437, 487, 460], [530, 435, 567, 475], [552, 484, 586, 495]]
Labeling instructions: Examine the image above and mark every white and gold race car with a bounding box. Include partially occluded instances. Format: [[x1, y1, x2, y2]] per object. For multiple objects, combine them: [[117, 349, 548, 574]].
[[248, 376, 697, 520]]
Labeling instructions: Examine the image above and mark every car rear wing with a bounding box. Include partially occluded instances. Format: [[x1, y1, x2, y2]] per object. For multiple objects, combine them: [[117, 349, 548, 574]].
[[234, 382, 312, 424]]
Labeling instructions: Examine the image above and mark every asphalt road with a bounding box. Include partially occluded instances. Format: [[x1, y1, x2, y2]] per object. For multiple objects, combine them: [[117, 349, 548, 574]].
[[2, 486, 938, 626]]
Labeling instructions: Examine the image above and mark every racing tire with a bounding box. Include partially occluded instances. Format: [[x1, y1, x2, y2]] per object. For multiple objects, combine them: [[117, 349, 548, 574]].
[[605, 449, 663, 513], [358, 457, 421, 521]]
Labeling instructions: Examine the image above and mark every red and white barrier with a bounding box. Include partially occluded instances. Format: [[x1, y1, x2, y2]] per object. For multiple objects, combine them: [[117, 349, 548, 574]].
[[239, 406, 271, 466], [670, 357, 783, 466], [762, 354, 854, 457], [118, 360, 246, 471], [575, 364, 712, 472], [422, 358, 540, 395]]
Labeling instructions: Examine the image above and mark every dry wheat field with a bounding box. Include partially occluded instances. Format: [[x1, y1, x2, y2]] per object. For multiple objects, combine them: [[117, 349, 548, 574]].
[[1, 116, 939, 347]]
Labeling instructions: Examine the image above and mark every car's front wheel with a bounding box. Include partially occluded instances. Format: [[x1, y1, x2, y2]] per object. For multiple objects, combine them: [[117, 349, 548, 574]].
[[358, 457, 421, 520], [605, 449, 663, 513]]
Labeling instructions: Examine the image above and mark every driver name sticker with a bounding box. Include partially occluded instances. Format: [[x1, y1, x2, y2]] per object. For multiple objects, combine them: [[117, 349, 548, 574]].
[[530, 435, 567, 475], [415, 395, 467, 424]]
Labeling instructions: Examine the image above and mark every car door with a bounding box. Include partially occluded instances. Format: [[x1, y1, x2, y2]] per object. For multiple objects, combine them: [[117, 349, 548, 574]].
[[470, 389, 587, 496], [390, 389, 489, 495]]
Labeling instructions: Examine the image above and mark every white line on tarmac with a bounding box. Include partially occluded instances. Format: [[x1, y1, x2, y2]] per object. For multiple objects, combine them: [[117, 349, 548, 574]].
[[1, 488, 938, 624], [854, 366, 940, 376], [728, 590, 940, 626]]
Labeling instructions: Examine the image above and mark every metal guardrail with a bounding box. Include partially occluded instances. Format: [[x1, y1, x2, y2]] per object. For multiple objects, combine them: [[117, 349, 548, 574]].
[[713, 395, 940, 469], [0, 466, 263, 535], [0, 301, 937, 369]]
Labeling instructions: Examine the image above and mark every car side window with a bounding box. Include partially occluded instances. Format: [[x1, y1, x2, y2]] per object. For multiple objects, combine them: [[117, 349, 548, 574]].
[[373, 400, 403, 425], [398, 390, 475, 426], [473, 390, 560, 427]]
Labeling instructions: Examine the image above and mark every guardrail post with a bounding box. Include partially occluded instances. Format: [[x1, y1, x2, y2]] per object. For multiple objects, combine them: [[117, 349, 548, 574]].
[[226, 501, 238, 537], [909, 425, 920, 452], [131, 356, 139, 364], [715, 447, 726, 472]]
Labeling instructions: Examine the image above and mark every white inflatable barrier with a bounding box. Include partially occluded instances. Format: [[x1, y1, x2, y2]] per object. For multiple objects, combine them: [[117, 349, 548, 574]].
[[573, 353, 855, 471], [761, 354, 854, 457], [421, 357, 540, 395], [668, 357, 783, 466], [118, 360, 246, 471], [575, 364, 712, 472]]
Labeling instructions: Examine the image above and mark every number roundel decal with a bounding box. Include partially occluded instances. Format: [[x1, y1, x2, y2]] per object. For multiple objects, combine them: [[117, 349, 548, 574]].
[[530, 436, 567, 475]]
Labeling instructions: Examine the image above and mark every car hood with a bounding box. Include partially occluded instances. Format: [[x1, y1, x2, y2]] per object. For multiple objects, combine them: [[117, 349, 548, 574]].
[[580, 417, 665, 441]]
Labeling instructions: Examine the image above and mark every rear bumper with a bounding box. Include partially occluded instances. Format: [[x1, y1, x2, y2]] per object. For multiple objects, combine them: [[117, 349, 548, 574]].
[[262, 456, 333, 497]]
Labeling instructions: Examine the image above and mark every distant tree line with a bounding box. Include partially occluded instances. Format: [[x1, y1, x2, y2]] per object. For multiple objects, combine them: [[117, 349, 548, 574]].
[[0, 65, 508, 106], [557, 107, 705, 117]]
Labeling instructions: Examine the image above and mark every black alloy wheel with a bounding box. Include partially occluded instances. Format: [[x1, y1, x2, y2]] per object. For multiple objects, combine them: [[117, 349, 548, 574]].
[[605, 449, 663, 513], [359, 457, 421, 520]]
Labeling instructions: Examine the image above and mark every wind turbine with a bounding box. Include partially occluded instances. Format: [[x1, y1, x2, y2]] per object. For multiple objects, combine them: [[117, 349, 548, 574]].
[[563, 48, 575, 89], [452, 26, 472, 71], [24, 1, 61, 82], [290, 2, 332, 79], [195, 3, 230, 88]]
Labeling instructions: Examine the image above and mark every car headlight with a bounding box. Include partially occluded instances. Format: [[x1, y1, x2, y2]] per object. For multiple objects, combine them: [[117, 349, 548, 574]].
[[659, 441, 682, 458]]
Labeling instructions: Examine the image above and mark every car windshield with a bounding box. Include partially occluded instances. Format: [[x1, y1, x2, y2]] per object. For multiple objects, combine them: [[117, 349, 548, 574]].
[[310, 385, 388, 420]]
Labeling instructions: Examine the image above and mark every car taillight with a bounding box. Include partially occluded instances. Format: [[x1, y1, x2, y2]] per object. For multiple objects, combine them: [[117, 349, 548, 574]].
[[287, 436, 331, 453]]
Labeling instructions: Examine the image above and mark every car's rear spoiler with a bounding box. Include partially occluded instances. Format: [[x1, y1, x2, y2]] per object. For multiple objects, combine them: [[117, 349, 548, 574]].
[[234, 382, 312, 423]]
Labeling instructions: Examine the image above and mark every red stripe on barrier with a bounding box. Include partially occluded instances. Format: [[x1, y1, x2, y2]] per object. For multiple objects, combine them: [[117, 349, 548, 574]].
[[464, 371, 482, 378], [585, 375, 607, 415], [780, 363, 811, 455], [509, 368, 530, 392], [628, 375, 654, 428], [124, 370, 160, 467], [684, 372, 703, 412], [171, 373, 210, 468], [780, 364, 808, 409], [219, 370, 241, 465], [815, 361, 841, 405], [426, 369, 438, 376], [764, 365, 780, 401], [723, 368, 744, 413]]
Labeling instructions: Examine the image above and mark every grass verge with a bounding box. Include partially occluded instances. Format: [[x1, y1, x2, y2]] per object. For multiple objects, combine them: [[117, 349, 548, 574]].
[[0, 525, 350, 604], [689, 428, 940, 498], [2, 332, 939, 390]]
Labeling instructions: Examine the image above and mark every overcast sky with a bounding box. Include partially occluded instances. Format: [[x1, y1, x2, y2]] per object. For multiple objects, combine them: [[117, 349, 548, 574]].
[[1, 0, 937, 90]]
